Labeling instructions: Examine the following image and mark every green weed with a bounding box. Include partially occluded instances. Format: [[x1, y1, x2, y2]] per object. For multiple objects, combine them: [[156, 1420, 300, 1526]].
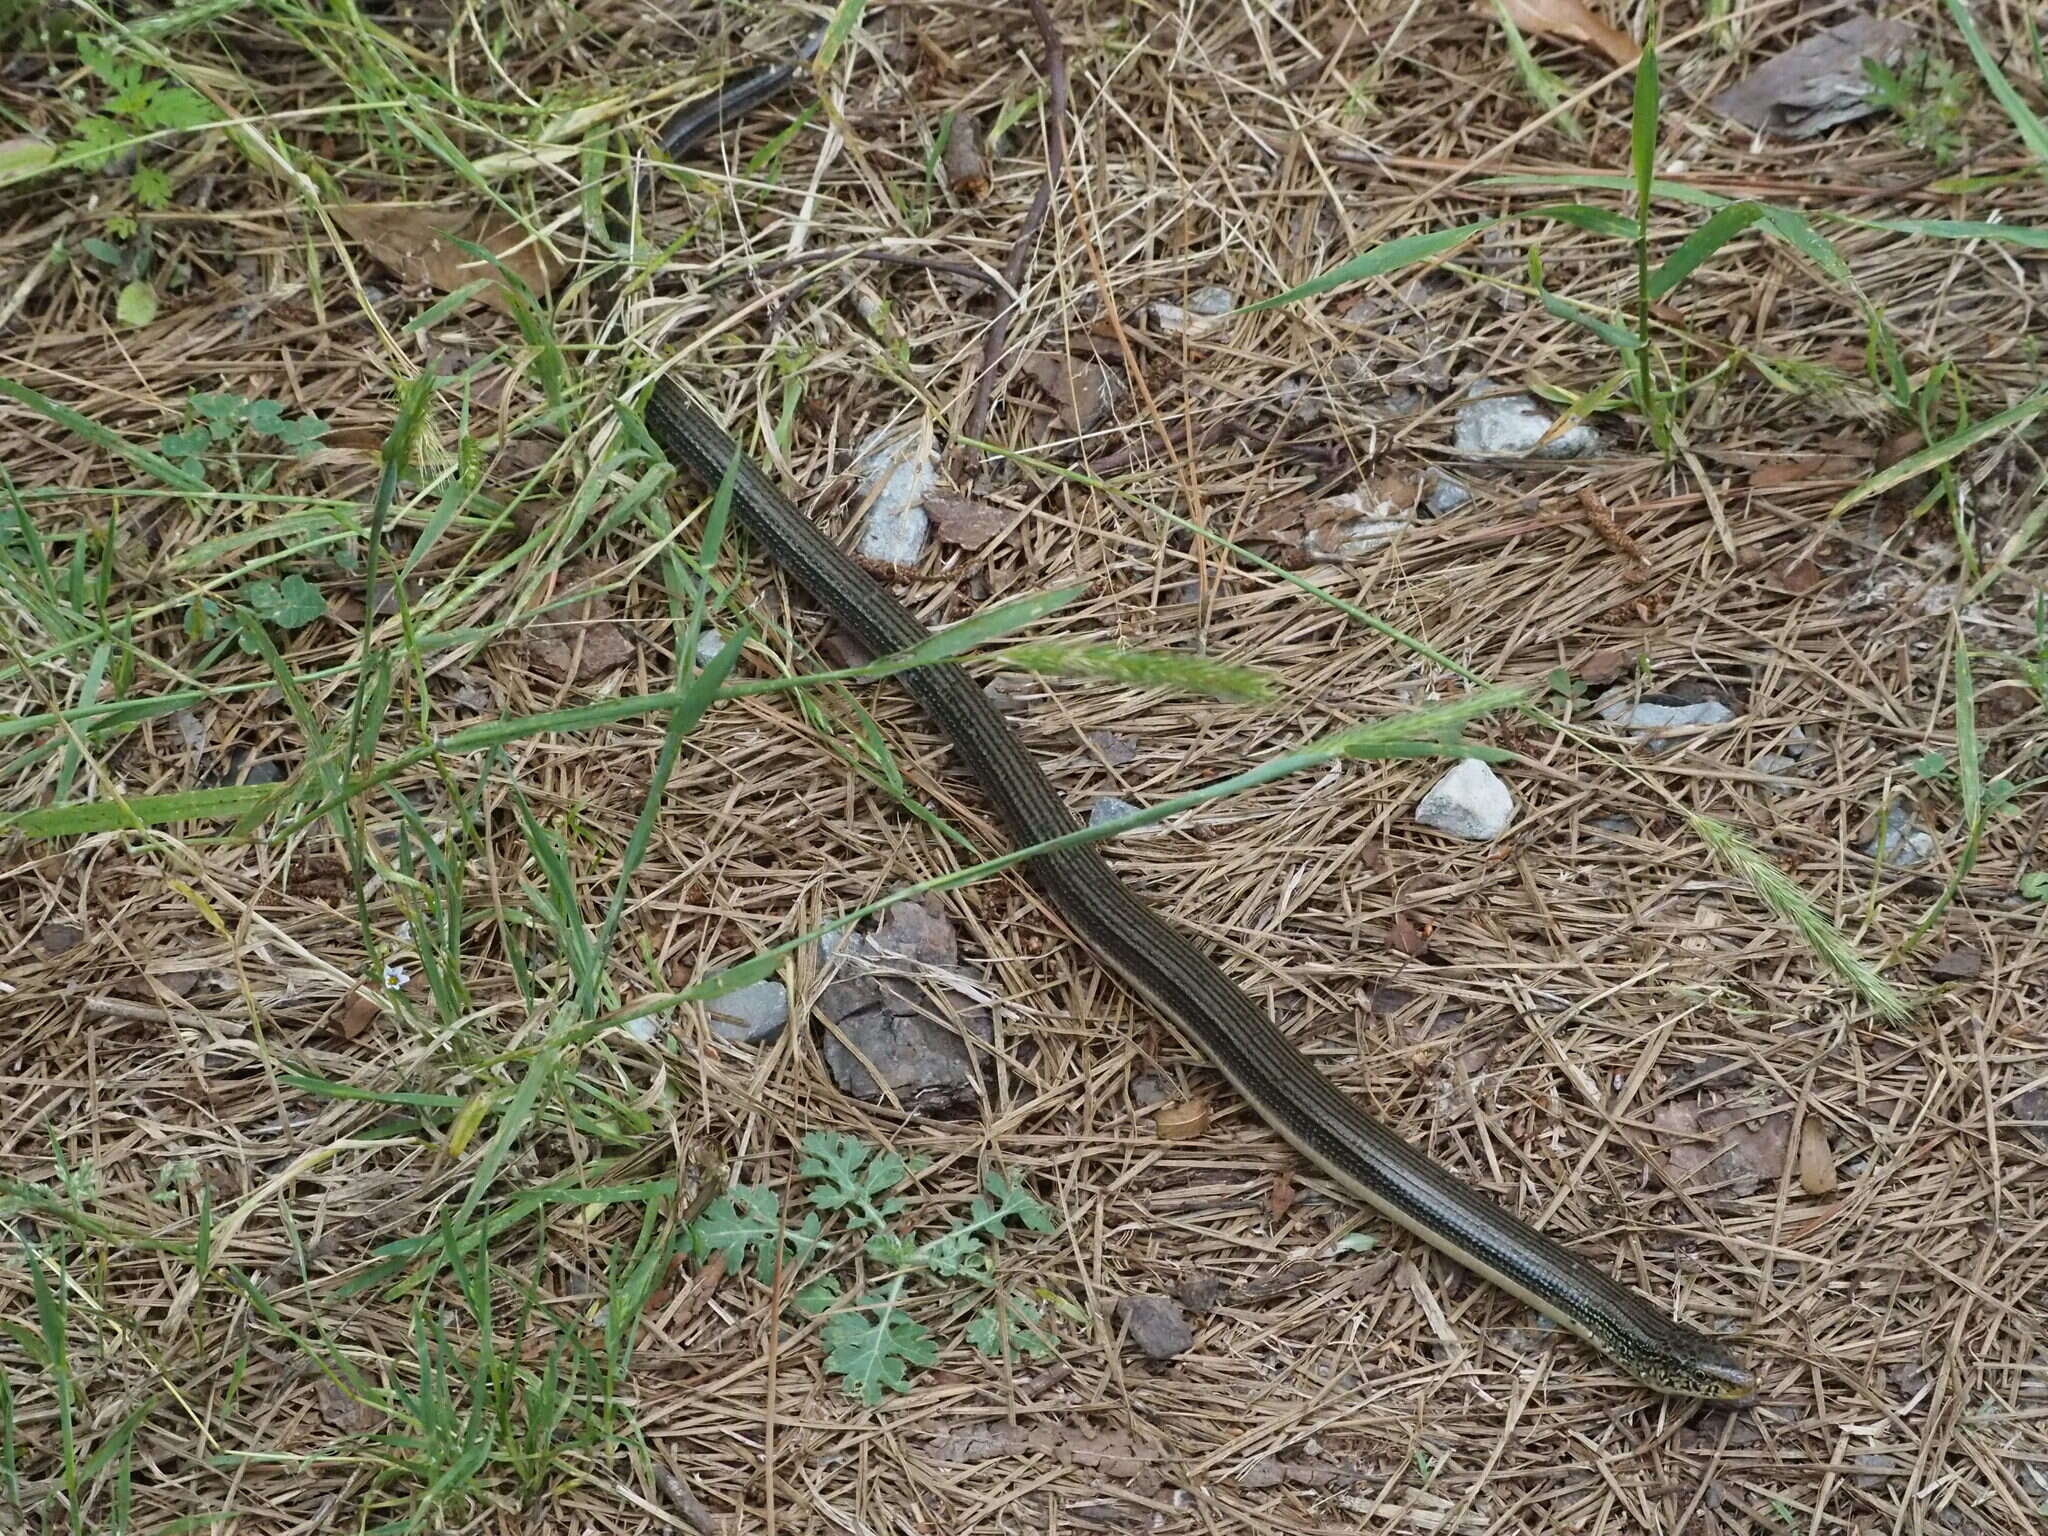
[[688, 1133, 1056, 1404]]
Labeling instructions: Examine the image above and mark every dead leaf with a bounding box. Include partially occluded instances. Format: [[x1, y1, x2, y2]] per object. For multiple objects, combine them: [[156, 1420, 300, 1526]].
[[1656, 1101, 1792, 1197], [520, 586, 636, 683], [924, 490, 1009, 549], [1389, 911, 1433, 958], [335, 985, 382, 1042], [1930, 946, 1983, 981], [1708, 19, 1914, 140], [315, 1378, 382, 1434], [1577, 647, 1633, 685], [1497, 0, 1640, 67], [1771, 556, 1827, 595], [1087, 730, 1138, 765], [1020, 351, 1123, 433], [1153, 1099, 1211, 1140], [334, 202, 565, 314], [1797, 1118, 1837, 1196], [1268, 1174, 1296, 1221], [1751, 454, 1864, 490], [1879, 429, 1927, 470]]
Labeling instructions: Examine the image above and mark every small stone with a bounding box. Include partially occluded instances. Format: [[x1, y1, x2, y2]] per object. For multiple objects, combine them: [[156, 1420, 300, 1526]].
[[1591, 814, 1638, 835], [1414, 758, 1515, 841], [1150, 284, 1235, 337], [1089, 795, 1141, 829], [1424, 472, 1471, 515], [1129, 1071, 1171, 1107], [705, 979, 788, 1044], [2012, 1089, 2048, 1151], [1453, 378, 1600, 458], [624, 1010, 675, 1044], [1114, 1294, 1194, 1361], [1752, 727, 1818, 783], [1301, 487, 1411, 563], [693, 628, 729, 668], [1863, 801, 1935, 868], [850, 419, 938, 566], [1596, 692, 1736, 734], [1175, 1270, 1229, 1315], [816, 906, 993, 1112], [1086, 730, 1138, 765]]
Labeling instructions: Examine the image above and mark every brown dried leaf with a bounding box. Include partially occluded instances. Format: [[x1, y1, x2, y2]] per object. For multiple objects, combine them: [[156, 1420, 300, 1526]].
[[1268, 1173, 1296, 1221], [924, 490, 1009, 549], [334, 203, 565, 314], [1497, 0, 1640, 67], [1771, 556, 1827, 595], [521, 587, 636, 683], [1752, 454, 1864, 489], [1020, 351, 1122, 433], [1389, 911, 1433, 958], [1153, 1098, 1212, 1140], [940, 115, 991, 201], [335, 985, 382, 1042], [1576, 647, 1633, 685]]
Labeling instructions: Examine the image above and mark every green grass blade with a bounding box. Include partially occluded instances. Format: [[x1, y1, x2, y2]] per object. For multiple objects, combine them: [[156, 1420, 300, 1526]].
[[1945, 0, 2048, 167], [1832, 387, 2048, 515], [1688, 813, 1911, 1020], [1650, 201, 1764, 299], [0, 376, 207, 493], [0, 782, 283, 838], [895, 585, 1085, 666], [1631, 39, 1659, 213], [1247, 221, 1496, 310]]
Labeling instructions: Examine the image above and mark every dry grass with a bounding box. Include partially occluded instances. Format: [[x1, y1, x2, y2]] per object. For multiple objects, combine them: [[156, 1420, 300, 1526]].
[[4, 0, 2048, 1531]]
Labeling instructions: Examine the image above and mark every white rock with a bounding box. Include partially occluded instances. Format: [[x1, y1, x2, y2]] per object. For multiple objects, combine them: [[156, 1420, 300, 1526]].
[[624, 1010, 674, 1044], [705, 979, 789, 1044], [850, 419, 937, 565], [1089, 795, 1142, 829], [1415, 758, 1516, 841], [1596, 694, 1736, 732], [1424, 473, 1471, 515], [1453, 377, 1600, 458], [1152, 285, 1235, 337], [1303, 488, 1411, 563], [694, 627, 729, 668], [1751, 726, 1818, 784]]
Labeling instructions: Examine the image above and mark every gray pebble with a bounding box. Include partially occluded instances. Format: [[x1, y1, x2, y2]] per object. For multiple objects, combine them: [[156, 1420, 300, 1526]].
[[1089, 795, 1142, 829], [850, 421, 937, 566], [705, 979, 788, 1044], [1424, 472, 1472, 515], [1864, 801, 1935, 868]]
